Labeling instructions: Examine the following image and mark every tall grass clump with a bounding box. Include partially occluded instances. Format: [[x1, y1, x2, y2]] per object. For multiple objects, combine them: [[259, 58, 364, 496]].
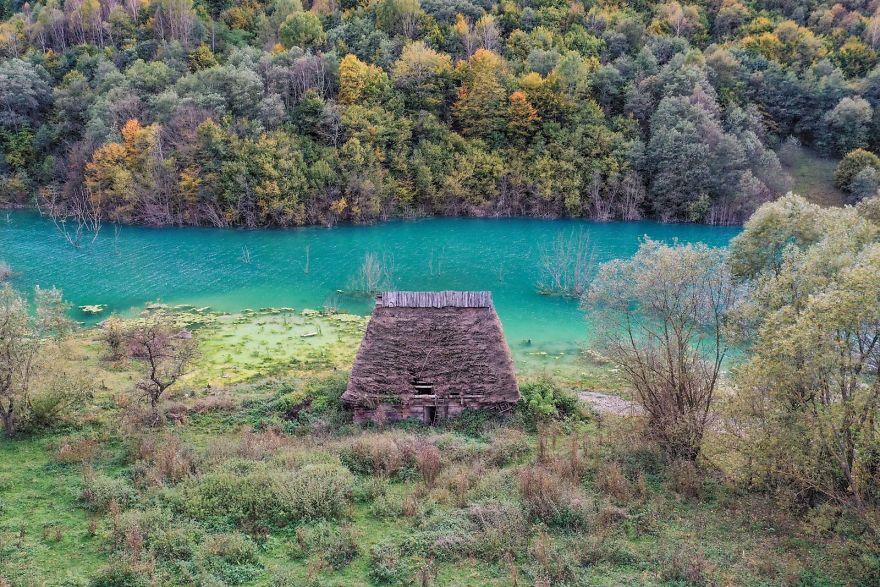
[[175, 462, 353, 530], [518, 465, 591, 528]]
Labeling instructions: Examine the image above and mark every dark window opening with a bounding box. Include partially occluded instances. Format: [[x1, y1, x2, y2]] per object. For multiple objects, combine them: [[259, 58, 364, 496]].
[[413, 381, 434, 395], [425, 406, 437, 425]]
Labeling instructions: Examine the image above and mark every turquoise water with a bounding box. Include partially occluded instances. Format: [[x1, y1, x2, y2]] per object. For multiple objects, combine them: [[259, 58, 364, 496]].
[[0, 212, 739, 357]]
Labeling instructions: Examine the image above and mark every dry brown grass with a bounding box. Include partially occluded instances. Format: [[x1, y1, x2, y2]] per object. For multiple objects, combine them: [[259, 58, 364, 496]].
[[415, 442, 442, 487], [660, 543, 714, 586], [434, 462, 485, 507], [53, 437, 101, 464], [595, 461, 632, 502], [340, 433, 406, 477], [518, 465, 590, 528], [487, 428, 531, 466], [129, 433, 196, 487]]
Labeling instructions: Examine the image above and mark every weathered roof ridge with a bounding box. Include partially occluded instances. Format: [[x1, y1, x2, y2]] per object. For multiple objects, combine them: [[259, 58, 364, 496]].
[[379, 291, 493, 308]]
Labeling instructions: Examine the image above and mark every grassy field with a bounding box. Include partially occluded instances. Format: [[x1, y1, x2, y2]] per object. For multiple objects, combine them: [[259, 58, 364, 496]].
[[0, 308, 873, 586], [780, 143, 846, 207]]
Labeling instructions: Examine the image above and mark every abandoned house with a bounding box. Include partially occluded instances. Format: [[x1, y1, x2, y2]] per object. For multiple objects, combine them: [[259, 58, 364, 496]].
[[342, 291, 520, 424]]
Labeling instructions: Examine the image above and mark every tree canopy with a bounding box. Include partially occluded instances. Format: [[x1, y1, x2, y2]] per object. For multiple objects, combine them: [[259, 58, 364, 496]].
[[2, 0, 880, 226]]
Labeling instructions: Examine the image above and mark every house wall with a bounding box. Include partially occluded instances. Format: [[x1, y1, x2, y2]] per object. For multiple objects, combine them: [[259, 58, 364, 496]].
[[351, 396, 511, 424]]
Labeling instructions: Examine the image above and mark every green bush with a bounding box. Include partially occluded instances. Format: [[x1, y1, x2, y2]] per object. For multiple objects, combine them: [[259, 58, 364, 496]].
[[269, 374, 349, 427], [352, 476, 389, 503], [177, 462, 353, 529], [111, 508, 202, 563], [369, 542, 412, 585], [291, 522, 360, 570], [89, 558, 150, 587], [80, 472, 137, 512], [835, 148, 880, 192], [518, 379, 586, 430], [195, 532, 261, 585], [286, 463, 354, 521], [26, 371, 92, 432]]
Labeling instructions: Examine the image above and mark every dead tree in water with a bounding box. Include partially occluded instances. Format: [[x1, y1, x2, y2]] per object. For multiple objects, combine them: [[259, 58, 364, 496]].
[[37, 186, 102, 249], [536, 230, 596, 298], [343, 252, 395, 297]]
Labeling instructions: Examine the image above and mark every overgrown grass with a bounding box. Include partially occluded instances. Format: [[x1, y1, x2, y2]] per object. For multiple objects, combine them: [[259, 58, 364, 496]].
[[0, 310, 873, 585], [780, 142, 846, 207]]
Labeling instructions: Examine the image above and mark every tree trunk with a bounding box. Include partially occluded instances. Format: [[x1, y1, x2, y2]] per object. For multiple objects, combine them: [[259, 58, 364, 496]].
[[2, 411, 16, 438]]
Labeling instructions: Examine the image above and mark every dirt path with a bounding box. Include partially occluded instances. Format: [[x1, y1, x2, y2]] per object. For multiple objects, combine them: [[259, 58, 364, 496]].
[[577, 391, 641, 416]]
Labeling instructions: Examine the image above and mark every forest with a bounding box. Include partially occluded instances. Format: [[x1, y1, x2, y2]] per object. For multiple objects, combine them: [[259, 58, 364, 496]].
[[2, 0, 880, 226]]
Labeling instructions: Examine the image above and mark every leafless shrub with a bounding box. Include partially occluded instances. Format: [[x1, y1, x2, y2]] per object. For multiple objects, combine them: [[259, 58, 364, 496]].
[[416, 442, 442, 487], [131, 433, 196, 487], [667, 459, 702, 499], [239, 245, 253, 264], [536, 230, 596, 298], [343, 252, 395, 297], [37, 185, 102, 249], [660, 543, 713, 585], [54, 436, 100, 464], [100, 317, 128, 361], [596, 503, 630, 528], [595, 461, 632, 503]]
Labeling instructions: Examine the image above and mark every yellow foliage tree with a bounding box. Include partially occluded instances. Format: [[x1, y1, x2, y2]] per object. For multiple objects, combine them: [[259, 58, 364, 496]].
[[338, 54, 390, 105]]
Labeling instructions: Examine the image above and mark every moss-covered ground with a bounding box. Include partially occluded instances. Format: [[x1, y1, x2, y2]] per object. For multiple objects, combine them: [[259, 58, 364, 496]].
[[0, 308, 872, 586]]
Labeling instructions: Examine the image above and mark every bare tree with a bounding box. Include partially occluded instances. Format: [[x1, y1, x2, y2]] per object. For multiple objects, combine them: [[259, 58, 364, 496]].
[[584, 239, 737, 461], [536, 230, 596, 298], [37, 185, 102, 249], [344, 252, 395, 297], [239, 245, 252, 264], [127, 321, 199, 425], [301, 244, 311, 274]]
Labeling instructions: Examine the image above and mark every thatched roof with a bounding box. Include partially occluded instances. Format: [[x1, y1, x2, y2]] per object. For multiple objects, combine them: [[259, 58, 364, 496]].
[[343, 291, 519, 407], [380, 291, 491, 308]]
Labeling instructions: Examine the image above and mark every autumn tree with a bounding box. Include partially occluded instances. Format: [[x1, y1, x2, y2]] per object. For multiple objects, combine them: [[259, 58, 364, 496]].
[[375, 0, 423, 38], [730, 195, 880, 533], [452, 49, 508, 144], [506, 90, 538, 144], [338, 54, 391, 105], [392, 41, 453, 114]]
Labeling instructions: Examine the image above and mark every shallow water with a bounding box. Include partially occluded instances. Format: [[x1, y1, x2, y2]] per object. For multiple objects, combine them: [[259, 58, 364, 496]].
[[0, 212, 739, 362]]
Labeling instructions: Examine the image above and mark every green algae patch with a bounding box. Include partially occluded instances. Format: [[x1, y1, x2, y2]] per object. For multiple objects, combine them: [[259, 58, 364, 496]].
[[191, 309, 368, 387]]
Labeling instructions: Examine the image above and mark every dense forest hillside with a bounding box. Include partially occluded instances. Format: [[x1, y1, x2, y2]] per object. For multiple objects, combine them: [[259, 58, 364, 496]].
[[1, 0, 880, 226]]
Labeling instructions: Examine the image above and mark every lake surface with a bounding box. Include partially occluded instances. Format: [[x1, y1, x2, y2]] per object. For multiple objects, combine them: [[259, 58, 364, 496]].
[[0, 212, 739, 360]]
